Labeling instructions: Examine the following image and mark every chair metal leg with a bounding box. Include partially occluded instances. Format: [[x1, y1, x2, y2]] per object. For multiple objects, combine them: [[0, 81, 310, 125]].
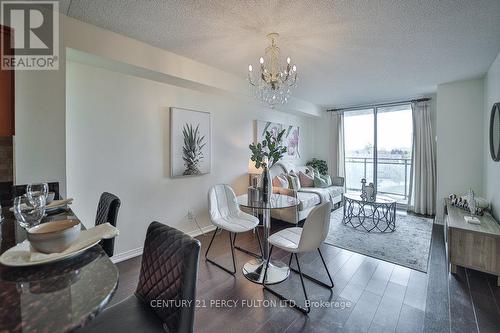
[[318, 248, 334, 288], [289, 249, 334, 289], [233, 229, 264, 259], [262, 247, 310, 314], [294, 253, 311, 314], [205, 228, 236, 275]]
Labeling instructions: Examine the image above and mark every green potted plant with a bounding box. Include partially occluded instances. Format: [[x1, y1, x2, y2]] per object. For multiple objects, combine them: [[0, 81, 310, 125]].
[[249, 130, 287, 202], [306, 158, 328, 175]]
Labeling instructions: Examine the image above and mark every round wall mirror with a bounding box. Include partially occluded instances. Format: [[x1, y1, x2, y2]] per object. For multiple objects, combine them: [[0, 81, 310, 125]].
[[490, 103, 500, 162]]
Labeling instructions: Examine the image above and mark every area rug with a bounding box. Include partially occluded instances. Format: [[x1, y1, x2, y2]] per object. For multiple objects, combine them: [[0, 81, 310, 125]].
[[324, 208, 433, 272]]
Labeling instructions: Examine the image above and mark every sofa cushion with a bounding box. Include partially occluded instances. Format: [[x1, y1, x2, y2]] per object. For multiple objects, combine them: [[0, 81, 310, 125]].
[[297, 191, 321, 211], [314, 175, 329, 188], [325, 185, 344, 198], [300, 186, 344, 203], [299, 171, 314, 187], [272, 174, 289, 188], [287, 172, 301, 191]]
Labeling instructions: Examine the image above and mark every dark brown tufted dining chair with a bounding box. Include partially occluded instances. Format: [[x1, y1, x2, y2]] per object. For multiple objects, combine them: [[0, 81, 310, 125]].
[[95, 192, 121, 257], [78, 222, 201, 333]]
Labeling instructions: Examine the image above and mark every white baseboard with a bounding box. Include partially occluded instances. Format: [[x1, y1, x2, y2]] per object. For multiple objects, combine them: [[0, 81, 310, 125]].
[[111, 246, 143, 263], [110, 224, 216, 264], [187, 224, 216, 238]]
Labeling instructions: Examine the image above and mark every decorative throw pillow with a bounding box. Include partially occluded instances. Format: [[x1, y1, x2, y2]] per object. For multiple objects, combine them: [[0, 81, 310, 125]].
[[299, 171, 314, 187], [314, 175, 329, 188], [287, 171, 301, 191], [320, 174, 332, 186], [305, 166, 313, 174], [272, 174, 289, 188], [314, 168, 321, 178], [272, 176, 280, 187]]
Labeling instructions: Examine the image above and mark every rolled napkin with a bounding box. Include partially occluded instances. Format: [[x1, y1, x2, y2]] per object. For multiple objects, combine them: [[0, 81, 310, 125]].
[[46, 198, 74, 208]]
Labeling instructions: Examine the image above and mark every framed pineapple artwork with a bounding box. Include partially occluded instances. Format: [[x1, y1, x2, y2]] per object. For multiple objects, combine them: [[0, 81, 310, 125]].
[[170, 107, 211, 177]]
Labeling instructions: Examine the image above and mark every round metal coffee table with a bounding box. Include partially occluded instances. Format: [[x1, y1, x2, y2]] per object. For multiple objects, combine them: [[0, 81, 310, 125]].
[[237, 193, 299, 285], [343, 192, 397, 232]]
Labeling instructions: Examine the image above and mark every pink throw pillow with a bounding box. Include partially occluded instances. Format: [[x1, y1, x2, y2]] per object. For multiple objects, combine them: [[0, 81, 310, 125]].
[[272, 174, 289, 188], [299, 171, 314, 187]]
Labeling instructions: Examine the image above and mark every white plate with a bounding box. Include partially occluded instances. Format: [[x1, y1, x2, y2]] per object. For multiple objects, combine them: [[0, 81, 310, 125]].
[[0, 223, 118, 267], [0, 239, 100, 267]]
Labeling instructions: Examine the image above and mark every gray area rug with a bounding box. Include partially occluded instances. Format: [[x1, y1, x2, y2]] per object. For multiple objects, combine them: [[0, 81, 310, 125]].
[[325, 208, 433, 272]]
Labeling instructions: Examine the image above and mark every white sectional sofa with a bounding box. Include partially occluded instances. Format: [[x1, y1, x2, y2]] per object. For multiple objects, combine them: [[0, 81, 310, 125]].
[[269, 161, 345, 224]]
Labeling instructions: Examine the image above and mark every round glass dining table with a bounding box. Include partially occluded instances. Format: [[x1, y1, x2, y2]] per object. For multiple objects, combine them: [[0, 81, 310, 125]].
[[0, 208, 118, 333], [236, 193, 300, 284]]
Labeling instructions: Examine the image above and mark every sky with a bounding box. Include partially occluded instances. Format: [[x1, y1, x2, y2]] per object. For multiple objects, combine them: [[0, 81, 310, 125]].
[[344, 106, 412, 153]]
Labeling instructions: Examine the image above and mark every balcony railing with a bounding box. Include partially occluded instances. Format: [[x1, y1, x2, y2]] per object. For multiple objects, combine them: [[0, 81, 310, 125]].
[[345, 156, 411, 202]]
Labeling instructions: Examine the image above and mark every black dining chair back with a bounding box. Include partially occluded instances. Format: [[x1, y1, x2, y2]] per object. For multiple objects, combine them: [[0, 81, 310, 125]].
[[76, 222, 201, 333], [95, 192, 121, 257], [11, 182, 61, 200], [136, 222, 201, 333]]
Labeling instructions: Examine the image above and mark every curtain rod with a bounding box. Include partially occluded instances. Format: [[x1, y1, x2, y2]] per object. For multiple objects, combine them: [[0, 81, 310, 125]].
[[326, 97, 431, 112]]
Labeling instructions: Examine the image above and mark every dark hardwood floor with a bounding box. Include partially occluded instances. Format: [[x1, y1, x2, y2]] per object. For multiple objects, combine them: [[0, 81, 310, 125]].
[[111, 219, 500, 332]]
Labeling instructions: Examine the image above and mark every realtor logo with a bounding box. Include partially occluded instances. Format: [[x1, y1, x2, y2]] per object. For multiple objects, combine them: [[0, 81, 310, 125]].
[[1, 0, 59, 70]]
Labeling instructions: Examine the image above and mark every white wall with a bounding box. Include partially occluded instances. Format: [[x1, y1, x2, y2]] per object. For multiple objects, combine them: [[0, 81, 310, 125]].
[[484, 51, 500, 220], [66, 60, 314, 256], [312, 112, 331, 164], [436, 78, 484, 220], [14, 12, 320, 258], [15, 59, 67, 195], [15, 12, 320, 198]]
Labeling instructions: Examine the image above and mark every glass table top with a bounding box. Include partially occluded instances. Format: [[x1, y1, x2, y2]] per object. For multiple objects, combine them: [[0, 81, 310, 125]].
[[0, 208, 118, 333], [344, 192, 397, 204], [237, 194, 300, 210]]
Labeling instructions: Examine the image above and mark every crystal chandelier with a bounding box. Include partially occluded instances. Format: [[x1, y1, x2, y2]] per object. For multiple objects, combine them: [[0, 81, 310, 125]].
[[248, 33, 298, 108]]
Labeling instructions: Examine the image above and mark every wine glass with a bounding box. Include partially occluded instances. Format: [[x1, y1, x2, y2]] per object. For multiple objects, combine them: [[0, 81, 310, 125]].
[[26, 183, 49, 203], [13, 195, 46, 229]]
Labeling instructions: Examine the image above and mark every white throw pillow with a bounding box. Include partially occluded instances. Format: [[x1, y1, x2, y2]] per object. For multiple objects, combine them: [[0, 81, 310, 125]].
[[287, 171, 301, 190]]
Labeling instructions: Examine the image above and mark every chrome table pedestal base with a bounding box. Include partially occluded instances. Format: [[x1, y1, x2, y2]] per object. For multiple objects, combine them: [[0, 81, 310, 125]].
[[242, 258, 289, 284]]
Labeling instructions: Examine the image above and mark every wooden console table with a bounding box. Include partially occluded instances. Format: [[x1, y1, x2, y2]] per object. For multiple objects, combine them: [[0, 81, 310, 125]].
[[445, 198, 500, 285]]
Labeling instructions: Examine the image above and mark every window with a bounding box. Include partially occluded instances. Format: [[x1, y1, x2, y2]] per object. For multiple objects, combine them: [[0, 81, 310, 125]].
[[344, 104, 412, 205]]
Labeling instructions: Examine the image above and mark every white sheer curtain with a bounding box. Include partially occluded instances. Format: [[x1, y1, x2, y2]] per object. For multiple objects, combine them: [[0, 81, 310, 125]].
[[329, 112, 345, 179], [407, 101, 436, 215]]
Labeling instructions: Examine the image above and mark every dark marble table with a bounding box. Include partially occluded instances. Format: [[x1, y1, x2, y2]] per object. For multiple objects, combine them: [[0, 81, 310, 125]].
[[0, 208, 119, 333]]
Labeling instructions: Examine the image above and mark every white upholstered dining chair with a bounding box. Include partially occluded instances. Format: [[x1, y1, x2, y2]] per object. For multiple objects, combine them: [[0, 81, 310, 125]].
[[206, 184, 263, 274], [262, 201, 334, 313]]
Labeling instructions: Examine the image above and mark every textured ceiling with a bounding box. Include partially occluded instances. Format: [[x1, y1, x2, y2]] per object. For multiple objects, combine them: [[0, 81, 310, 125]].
[[59, 0, 500, 107]]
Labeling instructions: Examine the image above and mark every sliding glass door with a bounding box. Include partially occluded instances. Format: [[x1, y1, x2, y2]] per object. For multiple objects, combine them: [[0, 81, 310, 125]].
[[344, 109, 375, 192], [344, 104, 413, 205], [376, 105, 413, 203]]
